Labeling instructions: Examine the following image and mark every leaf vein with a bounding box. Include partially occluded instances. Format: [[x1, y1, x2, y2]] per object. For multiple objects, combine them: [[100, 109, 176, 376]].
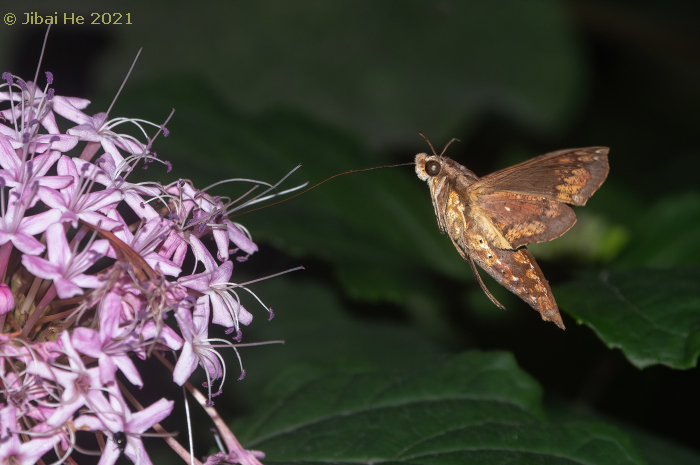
[[246, 395, 536, 447]]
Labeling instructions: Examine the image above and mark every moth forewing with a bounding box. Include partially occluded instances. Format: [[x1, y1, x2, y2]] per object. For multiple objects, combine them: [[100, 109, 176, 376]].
[[471, 147, 610, 207]]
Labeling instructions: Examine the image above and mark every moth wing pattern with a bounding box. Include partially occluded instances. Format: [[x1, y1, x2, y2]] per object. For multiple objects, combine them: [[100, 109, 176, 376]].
[[436, 189, 506, 312], [445, 190, 565, 329], [467, 147, 609, 249], [470, 193, 577, 249], [470, 147, 609, 205]]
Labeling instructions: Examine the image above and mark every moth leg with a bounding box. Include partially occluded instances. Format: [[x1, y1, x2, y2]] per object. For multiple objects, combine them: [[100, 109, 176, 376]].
[[467, 255, 507, 311], [448, 234, 507, 311]]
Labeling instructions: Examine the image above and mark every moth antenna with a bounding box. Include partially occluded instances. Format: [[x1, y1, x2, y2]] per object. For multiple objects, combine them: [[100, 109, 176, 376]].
[[439, 138, 460, 157], [418, 132, 438, 157]]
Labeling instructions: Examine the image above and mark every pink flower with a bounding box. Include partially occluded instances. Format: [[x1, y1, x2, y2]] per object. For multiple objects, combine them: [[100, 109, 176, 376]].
[[0, 129, 77, 153], [0, 406, 58, 465], [0, 190, 60, 255], [74, 155, 161, 220], [173, 298, 223, 386], [25, 332, 114, 428], [38, 155, 122, 229], [71, 292, 144, 387], [22, 222, 109, 298], [60, 110, 145, 166], [0, 61, 279, 465], [178, 258, 253, 329], [106, 213, 181, 276], [167, 181, 258, 261], [0, 77, 89, 135], [0, 136, 73, 189], [74, 391, 173, 465]]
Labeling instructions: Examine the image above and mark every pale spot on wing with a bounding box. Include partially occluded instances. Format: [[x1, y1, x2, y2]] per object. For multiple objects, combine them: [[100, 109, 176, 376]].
[[555, 168, 592, 201], [513, 251, 530, 264], [504, 221, 546, 244], [468, 233, 498, 266], [470, 205, 512, 249], [526, 268, 539, 281]]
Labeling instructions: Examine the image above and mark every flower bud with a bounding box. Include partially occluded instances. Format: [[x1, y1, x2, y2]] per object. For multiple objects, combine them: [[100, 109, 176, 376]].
[[0, 283, 14, 315]]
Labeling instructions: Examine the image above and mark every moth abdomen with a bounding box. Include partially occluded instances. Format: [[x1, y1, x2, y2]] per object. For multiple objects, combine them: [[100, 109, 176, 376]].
[[466, 232, 564, 329]]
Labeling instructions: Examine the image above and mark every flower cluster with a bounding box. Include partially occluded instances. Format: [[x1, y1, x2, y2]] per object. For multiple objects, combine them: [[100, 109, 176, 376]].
[[0, 66, 286, 465]]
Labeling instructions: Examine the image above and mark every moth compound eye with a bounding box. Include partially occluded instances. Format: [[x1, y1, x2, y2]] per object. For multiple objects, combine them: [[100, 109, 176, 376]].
[[425, 160, 441, 176]]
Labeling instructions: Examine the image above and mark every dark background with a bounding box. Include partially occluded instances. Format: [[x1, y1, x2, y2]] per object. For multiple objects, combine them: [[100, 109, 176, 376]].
[[4, 1, 699, 462]]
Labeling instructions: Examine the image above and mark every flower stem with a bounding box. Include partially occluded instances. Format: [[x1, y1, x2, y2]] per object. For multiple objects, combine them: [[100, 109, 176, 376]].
[[155, 352, 265, 465], [19, 275, 42, 338], [79, 141, 101, 161], [21, 283, 55, 339]]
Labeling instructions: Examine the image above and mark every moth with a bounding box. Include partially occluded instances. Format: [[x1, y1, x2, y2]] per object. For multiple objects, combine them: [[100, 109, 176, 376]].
[[415, 137, 609, 329]]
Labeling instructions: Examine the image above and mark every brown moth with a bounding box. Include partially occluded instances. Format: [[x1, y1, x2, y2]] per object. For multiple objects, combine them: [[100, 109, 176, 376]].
[[415, 137, 609, 329]]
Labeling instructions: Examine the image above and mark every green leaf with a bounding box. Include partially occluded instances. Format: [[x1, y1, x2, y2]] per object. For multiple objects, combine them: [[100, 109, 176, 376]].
[[222, 278, 445, 396], [555, 268, 700, 369], [617, 192, 700, 267], [528, 211, 629, 263], [547, 402, 700, 465], [235, 352, 644, 465], [625, 428, 700, 465]]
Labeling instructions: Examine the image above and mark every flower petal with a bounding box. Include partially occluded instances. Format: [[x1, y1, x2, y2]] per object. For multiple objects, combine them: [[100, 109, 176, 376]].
[[52, 96, 92, 124], [127, 398, 174, 434], [21, 255, 61, 280], [0, 135, 19, 173], [113, 355, 143, 387], [98, 354, 118, 386], [71, 327, 102, 358], [45, 223, 71, 267], [227, 221, 258, 255], [18, 209, 61, 236], [210, 292, 234, 328], [53, 277, 84, 299], [172, 341, 198, 386], [10, 233, 46, 255]]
